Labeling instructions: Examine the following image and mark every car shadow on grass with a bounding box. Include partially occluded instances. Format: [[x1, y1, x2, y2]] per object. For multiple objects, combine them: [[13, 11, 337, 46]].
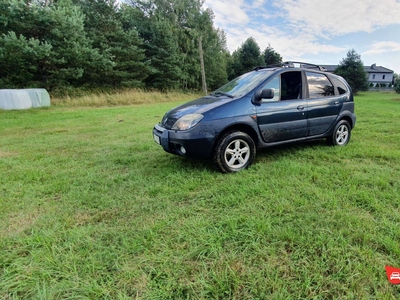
[[166, 139, 328, 173], [257, 139, 327, 158], [168, 155, 216, 172]]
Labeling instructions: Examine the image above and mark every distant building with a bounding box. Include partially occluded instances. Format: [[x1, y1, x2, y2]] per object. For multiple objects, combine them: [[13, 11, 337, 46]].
[[321, 64, 394, 87], [364, 64, 394, 87]]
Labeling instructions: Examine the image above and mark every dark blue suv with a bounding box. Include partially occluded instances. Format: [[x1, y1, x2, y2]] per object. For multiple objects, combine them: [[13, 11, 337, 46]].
[[153, 62, 356, 173]]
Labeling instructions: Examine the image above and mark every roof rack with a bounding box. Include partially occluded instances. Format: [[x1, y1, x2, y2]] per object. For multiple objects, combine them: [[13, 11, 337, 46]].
[[253, 66, 267, 71], [254, 63, 283, 71], [282, 61, 327, 71], [254, 62, 327, 72]]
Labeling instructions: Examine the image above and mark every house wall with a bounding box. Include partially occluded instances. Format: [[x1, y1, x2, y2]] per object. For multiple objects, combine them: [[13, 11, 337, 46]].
[[368, 72, 394, 84]]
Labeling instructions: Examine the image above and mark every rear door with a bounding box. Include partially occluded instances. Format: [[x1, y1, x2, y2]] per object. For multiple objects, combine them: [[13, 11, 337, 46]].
[[305, 71, 343, 136], [256, 71, 308, 143]]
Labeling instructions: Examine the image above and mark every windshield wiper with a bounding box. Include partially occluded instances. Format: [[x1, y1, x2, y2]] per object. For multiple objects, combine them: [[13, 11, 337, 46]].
[[210, 92, 234, 98]]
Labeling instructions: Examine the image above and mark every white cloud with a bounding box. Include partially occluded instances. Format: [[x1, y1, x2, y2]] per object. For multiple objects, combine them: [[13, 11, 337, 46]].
[[203, 0, 400, 70], [205, 0, 249, 28], [223, 23, 346, 62], [251, 0, 267, 8], [275, 0, 400, 37], [362, 41, 400, 55]]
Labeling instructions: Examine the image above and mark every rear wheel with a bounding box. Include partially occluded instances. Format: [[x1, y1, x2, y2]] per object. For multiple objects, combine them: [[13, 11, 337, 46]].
[[327, 120, 351, 146], [214, 131, 256, 173]]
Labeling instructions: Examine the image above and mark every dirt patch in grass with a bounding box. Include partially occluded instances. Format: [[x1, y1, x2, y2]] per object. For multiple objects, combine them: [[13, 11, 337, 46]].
[[3, 210, 39, 236], [0, 150, 18, 158]]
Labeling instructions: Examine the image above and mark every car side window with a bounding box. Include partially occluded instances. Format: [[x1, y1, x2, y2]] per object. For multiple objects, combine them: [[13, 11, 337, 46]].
[[260, 76, 280, 102], [281, 71, 302, 100], [330, 76, 348, 95], [306, 72, 334, 98]]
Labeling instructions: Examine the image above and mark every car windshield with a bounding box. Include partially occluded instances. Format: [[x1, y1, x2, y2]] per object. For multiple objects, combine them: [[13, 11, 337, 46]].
[[212, 70, 273, 98]]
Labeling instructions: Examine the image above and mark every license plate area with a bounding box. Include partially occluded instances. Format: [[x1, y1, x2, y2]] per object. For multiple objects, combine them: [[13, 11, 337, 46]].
[[153, 133, 161, 145]]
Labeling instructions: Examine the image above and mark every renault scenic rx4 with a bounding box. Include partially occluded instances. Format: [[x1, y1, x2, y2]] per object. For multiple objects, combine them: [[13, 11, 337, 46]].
[[153, 62, 356, 173]]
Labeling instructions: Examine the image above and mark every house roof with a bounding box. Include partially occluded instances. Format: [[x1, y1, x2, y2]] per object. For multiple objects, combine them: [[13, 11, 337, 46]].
[[364, 64, 393, 73], [320, 64, 393, 74]]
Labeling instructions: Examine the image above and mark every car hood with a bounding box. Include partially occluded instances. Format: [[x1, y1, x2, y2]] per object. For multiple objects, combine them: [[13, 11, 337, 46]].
[[161, 95, 234, 129]]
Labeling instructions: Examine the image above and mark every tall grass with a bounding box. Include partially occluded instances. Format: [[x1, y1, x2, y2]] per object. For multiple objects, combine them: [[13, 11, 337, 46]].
[[0, 91, 400, 299], [52, 89, 203, 107]]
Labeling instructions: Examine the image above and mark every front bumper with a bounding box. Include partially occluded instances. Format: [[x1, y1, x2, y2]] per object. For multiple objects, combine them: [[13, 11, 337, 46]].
[[153, 124, 214, 158]]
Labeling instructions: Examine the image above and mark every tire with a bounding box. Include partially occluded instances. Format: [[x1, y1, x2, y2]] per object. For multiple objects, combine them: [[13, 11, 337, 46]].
[[213, 131, 256, 173], [327, 120, 351, 146]]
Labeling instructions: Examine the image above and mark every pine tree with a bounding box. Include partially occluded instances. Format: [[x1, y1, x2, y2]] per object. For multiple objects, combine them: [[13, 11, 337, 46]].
[[0, 0, 55, 88], [262, 44, 282, 66], [0, 32, 52, 88], [78, 0, 149, 88], [127, 0, 227, 91], [228, 37, 264, 79], [240, 37, 264, 72], [0, 0, 110, 90], [47, 0, 111, 89], [334, 49, 369, 94]]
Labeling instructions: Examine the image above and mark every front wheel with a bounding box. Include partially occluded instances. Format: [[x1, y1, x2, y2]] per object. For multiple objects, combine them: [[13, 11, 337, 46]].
[[327, 120, 351, 146], [214, 131, 256, 173]]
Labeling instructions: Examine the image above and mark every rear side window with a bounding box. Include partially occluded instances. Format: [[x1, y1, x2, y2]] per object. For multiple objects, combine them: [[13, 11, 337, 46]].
[[330, 76, 348, 95], [306, 72, 334, 98]]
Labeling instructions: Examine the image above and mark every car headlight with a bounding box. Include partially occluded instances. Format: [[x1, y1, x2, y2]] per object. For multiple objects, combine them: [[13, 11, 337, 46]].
[[172, 114, 204, 131]]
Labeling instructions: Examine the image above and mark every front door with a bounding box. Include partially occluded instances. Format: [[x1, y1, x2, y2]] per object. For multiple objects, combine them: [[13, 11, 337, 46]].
[[256, 71, 308, 143]]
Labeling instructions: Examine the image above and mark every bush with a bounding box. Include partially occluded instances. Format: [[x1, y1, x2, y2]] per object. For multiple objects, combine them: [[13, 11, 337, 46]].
[[394, 77, 400, 94]]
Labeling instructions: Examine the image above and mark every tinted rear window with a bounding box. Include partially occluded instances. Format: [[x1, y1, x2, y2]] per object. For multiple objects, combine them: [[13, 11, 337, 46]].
[[306, 72, 334, 98]]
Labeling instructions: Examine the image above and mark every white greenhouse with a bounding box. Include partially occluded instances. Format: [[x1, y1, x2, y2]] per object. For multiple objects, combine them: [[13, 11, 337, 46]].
[[0, 89, 51, 110]]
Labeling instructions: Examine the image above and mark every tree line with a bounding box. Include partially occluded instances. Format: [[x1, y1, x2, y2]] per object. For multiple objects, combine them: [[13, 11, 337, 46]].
[[4, 0, 393, 95], [0, 0, 282, 94]]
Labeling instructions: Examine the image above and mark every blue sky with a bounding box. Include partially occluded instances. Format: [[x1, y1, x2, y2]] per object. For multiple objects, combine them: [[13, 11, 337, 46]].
[[203, 0, 400, 74]]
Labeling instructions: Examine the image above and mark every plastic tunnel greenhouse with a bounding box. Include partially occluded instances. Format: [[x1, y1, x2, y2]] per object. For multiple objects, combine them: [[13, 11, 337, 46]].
[[0, 89, 51, 110]]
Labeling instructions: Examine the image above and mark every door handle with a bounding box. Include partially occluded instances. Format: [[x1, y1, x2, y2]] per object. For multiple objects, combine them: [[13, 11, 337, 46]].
[[334, 101, 340, 105], [297, 105, 305, 111]]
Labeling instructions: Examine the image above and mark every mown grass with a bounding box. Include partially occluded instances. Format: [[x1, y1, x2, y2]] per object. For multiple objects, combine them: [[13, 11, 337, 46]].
[[1, 91, 400, 299]]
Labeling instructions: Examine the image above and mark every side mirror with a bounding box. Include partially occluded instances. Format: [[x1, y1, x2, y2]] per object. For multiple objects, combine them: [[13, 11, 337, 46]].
[[253, 88, 274, 104]]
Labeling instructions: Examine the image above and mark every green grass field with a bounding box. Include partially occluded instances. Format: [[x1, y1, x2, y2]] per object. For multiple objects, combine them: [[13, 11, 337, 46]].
[[1, 91, 400, 299]]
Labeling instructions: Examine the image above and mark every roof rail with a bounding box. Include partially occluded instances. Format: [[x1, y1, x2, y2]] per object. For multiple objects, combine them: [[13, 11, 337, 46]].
[[254, 63, 283, 71], [253, 66, 267, 71], [282, 61, 327, 71]]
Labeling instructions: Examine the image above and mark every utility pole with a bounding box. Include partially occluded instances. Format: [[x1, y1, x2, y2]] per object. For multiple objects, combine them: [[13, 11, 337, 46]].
[[198, 36, 207, 95]]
